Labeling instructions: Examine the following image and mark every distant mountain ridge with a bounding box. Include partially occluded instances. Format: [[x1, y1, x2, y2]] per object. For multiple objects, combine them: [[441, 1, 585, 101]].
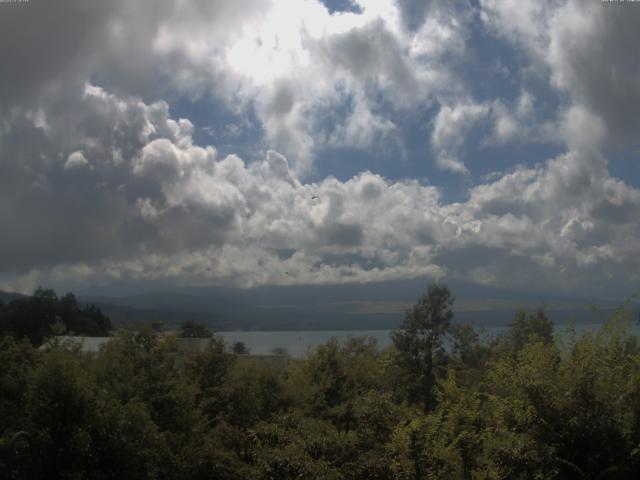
[[0, 291, 29, 303], [77, 279, 632, 331], [2, 279, 634, 332]]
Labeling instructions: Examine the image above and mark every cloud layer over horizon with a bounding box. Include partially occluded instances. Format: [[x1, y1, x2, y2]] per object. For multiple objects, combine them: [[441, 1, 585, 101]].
[[1, 0, 639, 297]]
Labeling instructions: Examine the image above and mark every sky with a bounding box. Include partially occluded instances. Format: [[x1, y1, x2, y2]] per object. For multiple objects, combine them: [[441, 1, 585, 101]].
[[1, 0, 639, 299]]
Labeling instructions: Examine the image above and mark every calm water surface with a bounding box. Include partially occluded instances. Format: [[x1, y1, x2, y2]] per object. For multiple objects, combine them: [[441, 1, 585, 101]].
[[218, 323, 640, 357]]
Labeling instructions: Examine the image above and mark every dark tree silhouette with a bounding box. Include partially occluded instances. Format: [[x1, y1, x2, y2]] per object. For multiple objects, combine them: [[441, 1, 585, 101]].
[[179, 320, 213, 338], [232, 341, 249, 355], [0, 288, 111, 345], [391, 283, 454, 411]]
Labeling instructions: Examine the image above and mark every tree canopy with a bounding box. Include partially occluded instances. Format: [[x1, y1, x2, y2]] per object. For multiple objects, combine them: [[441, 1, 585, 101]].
[[391, 283, 454, 411], [178, 320, 213, 338], [2, 284, 640, 479], [0, 288, 111, 345]]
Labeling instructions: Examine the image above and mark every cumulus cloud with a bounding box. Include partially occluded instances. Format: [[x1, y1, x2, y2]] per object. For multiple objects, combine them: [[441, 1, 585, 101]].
[[326, 94, 398, 149], [488, 90, 541, 145], [431, 102, 490, 174], [64, 151, 90, 170], [431, 91, 553, 174], [481, 0, 640, 150], [1, 83, 639, 295], [1, 0, 639, 298], [4, 0, 471, 173]]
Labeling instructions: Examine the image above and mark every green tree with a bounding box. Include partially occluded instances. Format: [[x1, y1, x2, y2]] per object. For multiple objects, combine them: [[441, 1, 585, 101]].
[[3, 288, 59, 344], [179, 320, 213, 338], [271, 346, 289, 356], [0, 336, 38, 437], [250, 413, 354, 480], [391, 283, 454, 411], [232, 341, 249, 355], [509, 307, 553, 354], [23, 346, 98, 478], [0, 288, 110, 344], [388, 374, 491, 480], [182, 336, 236, 422], [223, 360, 289, 428]]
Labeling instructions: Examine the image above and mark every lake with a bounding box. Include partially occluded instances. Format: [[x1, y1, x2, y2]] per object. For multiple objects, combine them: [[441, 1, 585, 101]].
[[218, 322, 640, 357]]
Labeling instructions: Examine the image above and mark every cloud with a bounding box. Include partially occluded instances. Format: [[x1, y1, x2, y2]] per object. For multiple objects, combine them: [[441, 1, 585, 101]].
[[1, 0, 639, 298], [548, 1, 640, 147], [488, 90, 541, 145], [431, 91, 554, 174], [561, 104, 606, 152], [64, 151, 90, 170], [1, 83, 639, 295], [461, 150, 640, 274], [481, 0, 640, 150], [326, 94, 398, 149], [0, 81, 444, 286], [0, 83, 194, 272], [431, 102, 490, 174], [0, 0, 123, 111], [0, 0, 476, 175]]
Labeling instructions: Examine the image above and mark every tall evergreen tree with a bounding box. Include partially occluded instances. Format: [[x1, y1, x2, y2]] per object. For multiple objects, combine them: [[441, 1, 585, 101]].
[[391, 283, 454, 411]]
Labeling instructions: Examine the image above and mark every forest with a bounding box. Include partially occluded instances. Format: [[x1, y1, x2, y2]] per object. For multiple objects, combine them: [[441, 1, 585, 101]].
[[0, 288, 111, 344], [1, 284, 640, 479]]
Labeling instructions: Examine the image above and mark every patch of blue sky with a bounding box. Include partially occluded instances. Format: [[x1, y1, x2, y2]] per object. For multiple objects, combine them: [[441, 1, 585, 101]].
[[310, 97, 469, 203], [313, 134, 471, 205], [461, 22, 565, 130], [603, 148, 640, 189], [435, 16, 565, 185], [170, 95, 265, 164], [318, 0, 363, 15], [165, 3, 585, 207], [462, 10, 521, 100]]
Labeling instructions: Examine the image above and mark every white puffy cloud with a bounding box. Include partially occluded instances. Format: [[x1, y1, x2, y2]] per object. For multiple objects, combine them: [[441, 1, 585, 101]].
[[460, 150, 640, 275], [431, 102, 490, 174], [1, 0, 639, 298], [481, 0, 640, 149], [2, 83, 639, 295], [95, 0, 469, 171], [488, 90, 541, 145], [64, 151, 90, 170], [326, 94, 398, 149], [431, 90, 555, 174], [0, 0, 472, 173]]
